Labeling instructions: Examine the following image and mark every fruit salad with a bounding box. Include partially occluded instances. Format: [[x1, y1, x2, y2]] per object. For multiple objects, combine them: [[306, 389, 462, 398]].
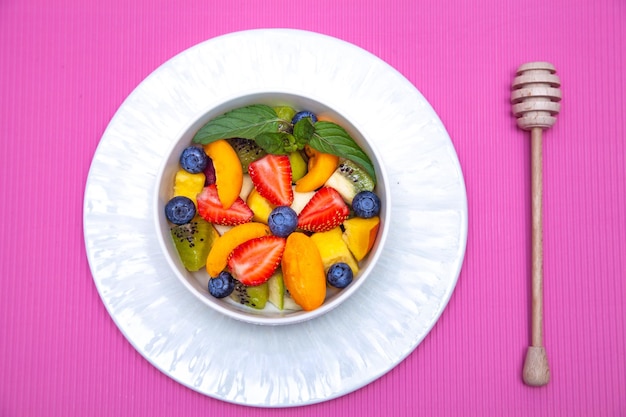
[[164, 104, 382, 312]]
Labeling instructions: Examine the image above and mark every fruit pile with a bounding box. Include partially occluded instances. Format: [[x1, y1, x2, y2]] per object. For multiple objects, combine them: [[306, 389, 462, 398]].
[[164, 105, 381, 312]]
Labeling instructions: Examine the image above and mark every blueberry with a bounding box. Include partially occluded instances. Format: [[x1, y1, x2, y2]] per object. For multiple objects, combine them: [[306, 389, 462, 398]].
[[164, 196, 196, 225], [268, 206, 298, 237], [326, 263, 353, 288], [179, 146, 208, 174], [352, 191, 381, 218], [208, 271, 236, 298], [291, 111, 318, 125]]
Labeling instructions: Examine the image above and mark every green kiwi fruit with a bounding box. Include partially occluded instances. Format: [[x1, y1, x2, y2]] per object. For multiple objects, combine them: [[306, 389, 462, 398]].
[[227, 138, 267, 171], [324, 159, 375, 204], [230, 281, 269, 309], [170, 216, 219, 271]]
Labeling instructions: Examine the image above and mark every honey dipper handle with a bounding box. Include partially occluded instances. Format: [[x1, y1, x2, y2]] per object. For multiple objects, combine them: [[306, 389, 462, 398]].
[[523, 127, 550, 386], [530, 127, 544, 348]]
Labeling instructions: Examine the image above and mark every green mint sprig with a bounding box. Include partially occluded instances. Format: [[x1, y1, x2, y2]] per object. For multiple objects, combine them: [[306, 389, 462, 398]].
[[192, 104, 376, 183]]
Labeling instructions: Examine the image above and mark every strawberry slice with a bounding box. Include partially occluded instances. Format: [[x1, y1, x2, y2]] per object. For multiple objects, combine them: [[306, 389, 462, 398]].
[[227, 236, 286, 286], [248, 154, 294, 206], [196, 184, 253, 226], [297, 186, 350, 232]]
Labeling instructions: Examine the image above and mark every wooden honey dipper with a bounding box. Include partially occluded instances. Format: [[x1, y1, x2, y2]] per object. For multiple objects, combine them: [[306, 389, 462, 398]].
[[511, 62, 561, 386]]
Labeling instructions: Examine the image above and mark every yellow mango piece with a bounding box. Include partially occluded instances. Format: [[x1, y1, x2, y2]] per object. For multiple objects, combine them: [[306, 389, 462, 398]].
[[173, 169, 206, 207], [282, 232, 326, 311], [246, 188, 275, 224], [310, 227, 359, 274], [342, 216, 380, 261], [203, 140, 243, 209], [205, 222, 271, 277], [294, 146, 339, 192]]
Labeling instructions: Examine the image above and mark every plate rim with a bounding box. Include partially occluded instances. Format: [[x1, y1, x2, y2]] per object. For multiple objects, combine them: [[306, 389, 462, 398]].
[[83, 28, 468, 407]]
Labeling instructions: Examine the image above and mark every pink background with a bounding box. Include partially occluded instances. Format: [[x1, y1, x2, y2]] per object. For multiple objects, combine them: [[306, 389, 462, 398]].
[[1, 0, 624, 415]]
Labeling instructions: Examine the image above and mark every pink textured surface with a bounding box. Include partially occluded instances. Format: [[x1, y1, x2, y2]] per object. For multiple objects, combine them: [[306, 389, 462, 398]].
[[1, 0, 624, 415]]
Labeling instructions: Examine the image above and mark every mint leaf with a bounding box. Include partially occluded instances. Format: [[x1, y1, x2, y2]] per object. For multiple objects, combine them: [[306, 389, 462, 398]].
[[309, 121, 377, 184], [192, 104, 287, 144], [293, 118, 315, 149], [255, 132, 295, 154]]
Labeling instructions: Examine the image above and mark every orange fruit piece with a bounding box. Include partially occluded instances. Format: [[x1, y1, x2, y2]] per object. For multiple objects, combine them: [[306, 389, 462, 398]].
[[341, 216, 380, 261], [294, 145, 339, 193], [281, 232, 326, 311], [203, 140, 243, 209], [205, 222, 271, 277]]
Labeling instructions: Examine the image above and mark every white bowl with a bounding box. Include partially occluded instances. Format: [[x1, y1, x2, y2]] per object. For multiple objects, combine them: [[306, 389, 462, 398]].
[[154, 92, 390, 325]]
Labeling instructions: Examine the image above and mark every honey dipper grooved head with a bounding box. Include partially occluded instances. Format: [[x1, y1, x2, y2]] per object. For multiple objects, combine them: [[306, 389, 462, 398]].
[[511, 62, 561, 131]]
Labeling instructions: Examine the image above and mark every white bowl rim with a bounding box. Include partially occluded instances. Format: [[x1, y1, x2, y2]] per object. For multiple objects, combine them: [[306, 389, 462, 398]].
[[153, 90, 391, 326]]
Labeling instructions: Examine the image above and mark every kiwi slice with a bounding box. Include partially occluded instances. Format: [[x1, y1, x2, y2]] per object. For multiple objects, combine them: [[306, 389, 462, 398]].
[[324, 159, 375, 204], [228, 138, 267, 171], [170, 216, 219, 271], [230, 281, 269, 309]]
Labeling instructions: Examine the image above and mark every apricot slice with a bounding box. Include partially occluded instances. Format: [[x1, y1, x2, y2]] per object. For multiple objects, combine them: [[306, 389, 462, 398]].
[[294, 146, 339, 192], [281, 232, 326, 311], [203, 140, 243, 209], [310, 227, 359, 274], [341, 216, 380, 261], [206, 222, 271, 277]]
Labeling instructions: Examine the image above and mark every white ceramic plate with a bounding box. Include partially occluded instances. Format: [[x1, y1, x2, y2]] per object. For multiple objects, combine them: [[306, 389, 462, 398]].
[[83, 29, 467, 407]]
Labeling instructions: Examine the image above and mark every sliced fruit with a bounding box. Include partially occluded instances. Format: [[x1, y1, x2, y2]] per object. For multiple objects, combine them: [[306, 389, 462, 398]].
[[206, 221, 271, 277], [342, 216, 380, 261], [248, 154, 294, 206], [273, 105, 297, 122], [246, 188, 275, 224], [290, 188, 315, 214], [310, 227, 359, 274], [228, 138, 267, 171], [295, 145, 339, 192], [196, 184, 253, 226], [230, 281, 269, 310], [170, 216, 219, 271], [324, 159, 375, 204], [203, 157, 216, 185], [315, 114, 338, 123], [267, 271, 285, 310], [283, 294, 303, 311], [227, 235, 286, 286], [297, 187, 350, 233], [203, 139, 243, 209], [288, 151, 308, 183], [281, 232, 326, 311], [173, 169, 206, 207], [239, 174, 255, 200]]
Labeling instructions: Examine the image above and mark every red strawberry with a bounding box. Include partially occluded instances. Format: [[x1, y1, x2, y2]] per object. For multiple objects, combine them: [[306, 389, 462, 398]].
[[297, 186, 350, 232], [196, 184, 253, 226], [227, 236, 286, 286], [248, 154, 294, 206]]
